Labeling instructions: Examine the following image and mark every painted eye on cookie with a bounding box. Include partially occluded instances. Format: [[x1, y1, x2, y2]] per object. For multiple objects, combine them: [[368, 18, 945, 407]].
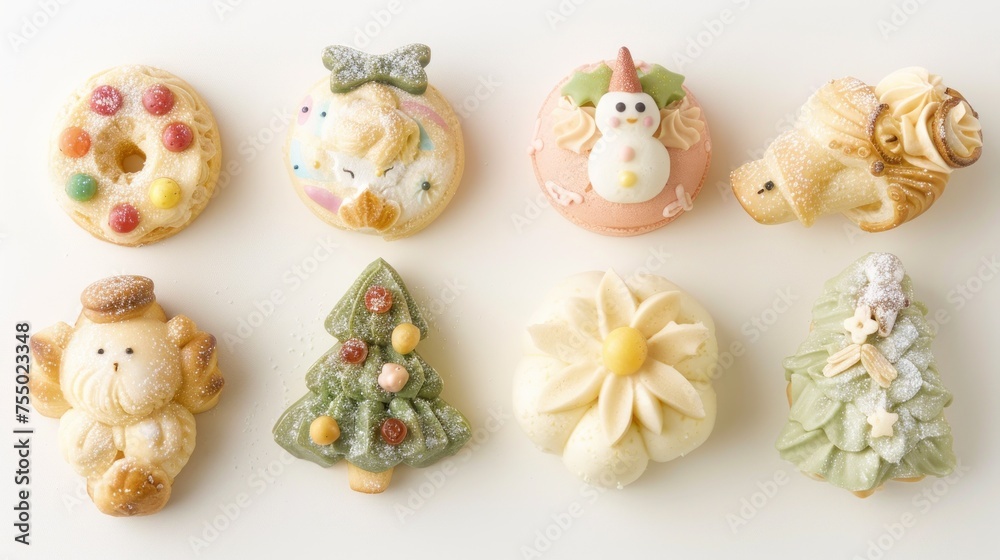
[[635, 102, 646, 113], [97, 348, 104, 355], [126, 347, 134, 355], [757, 180, 775, 194], [343, 168, 355, 179], [615, 102, 626, 112], [420, 180, 432, 191]]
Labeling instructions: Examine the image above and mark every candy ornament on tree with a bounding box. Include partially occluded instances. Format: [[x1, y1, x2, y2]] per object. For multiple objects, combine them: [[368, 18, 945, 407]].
[[273, 259, 471, 493]]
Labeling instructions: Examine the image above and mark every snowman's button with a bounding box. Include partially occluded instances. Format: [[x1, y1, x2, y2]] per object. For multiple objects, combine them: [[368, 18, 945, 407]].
[[619, 171, 638, 188], [620, 146, 635, 162]]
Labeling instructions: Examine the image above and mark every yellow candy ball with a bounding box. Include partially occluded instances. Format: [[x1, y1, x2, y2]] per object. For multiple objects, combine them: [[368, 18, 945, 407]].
[[618, 170, 638, 188], [392, 322, 421, 354], [148, 177, 182, 209], [309, 415, 340, 445], [602, 327, 648, 376]]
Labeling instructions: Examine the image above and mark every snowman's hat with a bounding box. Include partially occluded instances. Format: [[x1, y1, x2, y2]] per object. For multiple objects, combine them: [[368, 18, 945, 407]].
[[608, 47, 642, 94]]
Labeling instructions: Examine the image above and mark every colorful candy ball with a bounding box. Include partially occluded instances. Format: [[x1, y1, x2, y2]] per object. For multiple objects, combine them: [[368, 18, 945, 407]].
[[66, 173, 98, 202], [148, 177, 182, 209]]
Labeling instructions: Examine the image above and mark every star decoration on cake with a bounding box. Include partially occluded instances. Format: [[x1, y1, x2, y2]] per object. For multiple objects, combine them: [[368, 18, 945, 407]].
[[844, 305, 879, 344], [560, 63, 613, 107], [638, 64, 686, 109], [867, 407, 899, 438]]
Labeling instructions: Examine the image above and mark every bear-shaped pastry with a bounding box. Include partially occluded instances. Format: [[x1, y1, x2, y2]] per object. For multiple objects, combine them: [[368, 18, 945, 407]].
[[29, 275, 224, 516]]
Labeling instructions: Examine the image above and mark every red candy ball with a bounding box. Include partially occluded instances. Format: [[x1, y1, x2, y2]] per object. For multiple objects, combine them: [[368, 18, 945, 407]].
[[108, 203, 140, 233], [364, 286, 393, 314], [380, 418, 407, 446], [162, 122, 193, 152], [142, 84, 175, 116], [90, 85, 123, 116], [339, 338, 368, 364]]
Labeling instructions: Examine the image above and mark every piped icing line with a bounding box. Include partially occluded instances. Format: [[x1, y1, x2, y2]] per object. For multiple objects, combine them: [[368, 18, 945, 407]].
[[528, 118, 544, 155], [544, 180, 583, 206], [400, 100, 449, 131], [663, 184, 694, 218]]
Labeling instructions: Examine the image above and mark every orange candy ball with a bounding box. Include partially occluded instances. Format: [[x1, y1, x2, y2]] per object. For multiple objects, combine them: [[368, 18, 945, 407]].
[[59, 127, 91, 158]]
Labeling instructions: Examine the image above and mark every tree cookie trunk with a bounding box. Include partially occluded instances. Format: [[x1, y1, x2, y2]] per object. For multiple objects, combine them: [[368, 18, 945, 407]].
[[347, 463, 393, 494]]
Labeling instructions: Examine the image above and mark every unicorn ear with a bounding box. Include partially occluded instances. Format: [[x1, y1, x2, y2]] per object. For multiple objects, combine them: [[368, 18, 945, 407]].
[[416, 121, 434, 151]]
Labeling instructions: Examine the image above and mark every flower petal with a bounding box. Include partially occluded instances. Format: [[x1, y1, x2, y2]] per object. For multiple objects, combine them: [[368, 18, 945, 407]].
[[527, 321, 599, 362], [537, 363, 606, 413], [630, 291, 682, 339], [559, 297, 601, 343], [647, 322, 709, 365], [638, 361, 705, 419], [632, 382, 664, 434], [597, 270, 636, 338], [598, 374, 634, 445]]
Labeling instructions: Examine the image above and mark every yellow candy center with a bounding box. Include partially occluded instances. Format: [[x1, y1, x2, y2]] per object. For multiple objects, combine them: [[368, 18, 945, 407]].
[[602, 327, 647, 376], [149, 177, 181, 209], [618, 170, 638, 188]]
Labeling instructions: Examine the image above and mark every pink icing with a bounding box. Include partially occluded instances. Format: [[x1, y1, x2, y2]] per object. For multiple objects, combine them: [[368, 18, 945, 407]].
[[400, 100, 449, 131], [643, 116, 654, 127], [608, 116, 620, 128], [529, 63, 711, 237], [620, 146, 635, 162], [304, 185, 342, 213]]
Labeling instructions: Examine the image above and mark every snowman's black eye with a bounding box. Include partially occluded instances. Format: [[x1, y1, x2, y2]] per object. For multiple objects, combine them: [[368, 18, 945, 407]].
[[126, 348, 134, 355], [301, 106, 309, 113], [635, 102, 646, 113], [420, 181, 432, 191], [293, 164, 299, 170], [615, 102, 626, 112], [320, 111, 327, 117], [97, 348, 104, 355]]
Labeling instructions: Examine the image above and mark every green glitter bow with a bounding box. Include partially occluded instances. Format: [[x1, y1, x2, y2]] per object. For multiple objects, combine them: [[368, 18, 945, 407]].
[[322, 43, 431, 95]]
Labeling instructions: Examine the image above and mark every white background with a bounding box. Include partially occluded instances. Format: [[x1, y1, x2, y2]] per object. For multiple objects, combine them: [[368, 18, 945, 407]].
[[2, 0, 998, 558]]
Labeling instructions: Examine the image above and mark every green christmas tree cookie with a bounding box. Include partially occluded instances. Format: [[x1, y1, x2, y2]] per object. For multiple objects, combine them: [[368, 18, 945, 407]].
[[776, 253, 956, 497], [273, 259, 471, 493]]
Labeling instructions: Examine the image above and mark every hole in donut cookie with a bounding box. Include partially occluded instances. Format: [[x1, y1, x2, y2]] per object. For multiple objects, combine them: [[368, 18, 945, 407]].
[[119, 144, 146, 174]]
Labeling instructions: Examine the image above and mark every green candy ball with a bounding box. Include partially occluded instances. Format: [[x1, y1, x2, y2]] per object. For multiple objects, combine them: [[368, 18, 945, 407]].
[[66, 173, 97, 201]]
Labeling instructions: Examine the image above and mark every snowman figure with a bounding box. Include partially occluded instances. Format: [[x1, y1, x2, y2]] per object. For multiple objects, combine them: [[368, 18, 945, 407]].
[[588, 47, 671, 204]]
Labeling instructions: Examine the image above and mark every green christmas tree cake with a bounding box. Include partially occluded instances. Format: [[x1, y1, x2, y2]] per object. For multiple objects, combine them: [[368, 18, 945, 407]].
[[274, 259, 471, 493], [776, 253, 956, 497]]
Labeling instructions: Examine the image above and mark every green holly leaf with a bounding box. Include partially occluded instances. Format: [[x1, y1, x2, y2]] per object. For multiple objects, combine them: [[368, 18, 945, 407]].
[[639, 64, 686, 109], [560, 63, 612, 107]]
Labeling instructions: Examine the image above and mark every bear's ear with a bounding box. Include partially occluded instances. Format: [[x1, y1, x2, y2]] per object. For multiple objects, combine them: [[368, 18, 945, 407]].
[[81, 276, 156, 323], [167, 315, 197, 347], [29, 322, 74, 418]]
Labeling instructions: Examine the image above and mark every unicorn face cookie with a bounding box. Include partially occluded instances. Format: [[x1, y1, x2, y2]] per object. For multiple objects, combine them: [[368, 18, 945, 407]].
[[285, 44, 464, 240], [529, 47, 711, 236], [731, 68, 983, 232]]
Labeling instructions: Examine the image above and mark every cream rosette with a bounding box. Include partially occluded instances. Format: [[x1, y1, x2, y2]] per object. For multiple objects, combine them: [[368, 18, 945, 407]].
[[513, 270, 718, 487], [875, 67, 982, 173]]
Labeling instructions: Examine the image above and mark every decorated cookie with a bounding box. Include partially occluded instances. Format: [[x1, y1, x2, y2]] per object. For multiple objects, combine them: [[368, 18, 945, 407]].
[[285, 44, 464, 240], [777, 253, 956, 497], [51, 66, 222, 246], [732, 68, 982, 232], [28, 276, 224, 516], [513, 269, 718, 487], [273, 259, 471, 493], [529, 47, 711, 236]]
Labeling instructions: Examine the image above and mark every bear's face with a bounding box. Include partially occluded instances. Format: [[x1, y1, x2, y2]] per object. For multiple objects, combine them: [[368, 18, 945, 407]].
[[60, 319, 182, 424]]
